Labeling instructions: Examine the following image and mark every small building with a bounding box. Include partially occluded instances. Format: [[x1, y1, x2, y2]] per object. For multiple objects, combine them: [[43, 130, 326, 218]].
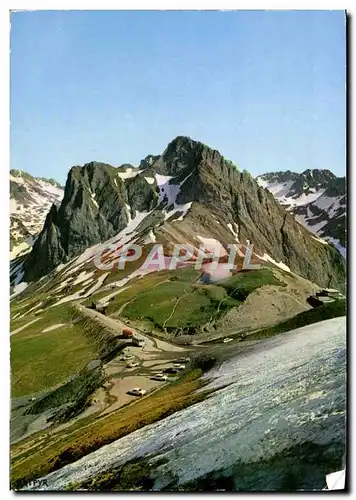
[[307, 295, 324, 308], [317, 288, 344, 299], [122, 328, 133, 338], [307, 294, 336, 308]]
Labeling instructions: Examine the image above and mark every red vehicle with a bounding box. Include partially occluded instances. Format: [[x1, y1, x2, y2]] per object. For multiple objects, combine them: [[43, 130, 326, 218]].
[[122, 328, 133, 338]]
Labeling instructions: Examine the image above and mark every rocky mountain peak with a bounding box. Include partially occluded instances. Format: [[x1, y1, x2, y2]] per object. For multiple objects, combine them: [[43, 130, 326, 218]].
[[292, 169, 336, 194], [301, 168, 336, 180], [10, 169, 64, 259], [257, 168, 339, 204], [17, 137, 346, 291], [22, 157, 160, 280], [147, 136, 204, 176], [139, 154, 159, 170], [149, 136, 238, 179], [257, 168, 346, 256]]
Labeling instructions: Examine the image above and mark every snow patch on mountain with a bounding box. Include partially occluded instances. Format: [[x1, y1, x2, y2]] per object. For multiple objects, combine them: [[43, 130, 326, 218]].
[[164, 202, 193, 221], [62, 209, 152, 276], [294, 214, 328, 234], [196, 236, 228, 257], [259, 253, 292, 273], [10, 170, 63, 259], [55, 273, 110, 305], [256, 170, 346, 257], [105, 267, 156, 290], [257, 179, 294, 199], [143, 230, 156, 244], [11, 281, 28, 299], [256, 178, 324, 207], [313, 194, 344, 217], [117, 168, 143, 181], [310, 235, 329, 245], [155, 174, 180, 206]]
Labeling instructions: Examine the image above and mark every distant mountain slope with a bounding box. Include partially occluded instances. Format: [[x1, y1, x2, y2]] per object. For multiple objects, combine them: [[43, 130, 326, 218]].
[[20, 137, 345, 291], [10, 170, 64, 259], [256, 169, 346, 256]]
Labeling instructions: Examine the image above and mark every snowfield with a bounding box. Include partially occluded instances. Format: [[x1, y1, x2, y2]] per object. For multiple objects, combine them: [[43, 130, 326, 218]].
[[256, 178, 325, 207]]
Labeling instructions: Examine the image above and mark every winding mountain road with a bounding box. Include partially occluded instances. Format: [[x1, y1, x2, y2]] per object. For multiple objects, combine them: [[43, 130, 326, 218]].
[[77, 304, 186, 353]]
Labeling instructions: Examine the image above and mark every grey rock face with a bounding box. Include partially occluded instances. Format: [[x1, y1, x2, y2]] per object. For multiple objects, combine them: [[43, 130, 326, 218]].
[[24, 160, 160, 281], [139, 154, 160, 170], [125, 175, 158, 214], [170, 143, 345, 289], [24, 162, 129, 280]]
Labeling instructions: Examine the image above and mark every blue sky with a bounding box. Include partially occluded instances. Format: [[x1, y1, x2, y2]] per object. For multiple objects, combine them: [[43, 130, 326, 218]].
[[10, 10, 346, 184]]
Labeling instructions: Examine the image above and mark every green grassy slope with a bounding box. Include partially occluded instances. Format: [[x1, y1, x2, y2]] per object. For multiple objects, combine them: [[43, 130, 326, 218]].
[[102, 268, 282, 334], [11, 306, 101, 397]]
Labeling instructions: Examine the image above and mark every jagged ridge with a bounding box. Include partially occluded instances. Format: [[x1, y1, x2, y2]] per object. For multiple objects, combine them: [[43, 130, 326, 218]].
[[22, 137, 345, 290], [256, 169, 346, 253], [10, 170, 64, 259]]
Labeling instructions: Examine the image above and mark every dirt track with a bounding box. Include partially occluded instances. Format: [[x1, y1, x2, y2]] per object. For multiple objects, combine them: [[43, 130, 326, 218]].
[[78, 304, 186, 352], [77, 305, 191, 414], [212, 269, 319, 336]]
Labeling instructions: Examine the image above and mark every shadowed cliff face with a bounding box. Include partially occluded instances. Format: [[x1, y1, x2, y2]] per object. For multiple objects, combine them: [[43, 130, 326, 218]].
[[24, 161, 159, 281], [23, 137, 345, 290], [169, 140, 345, 290]]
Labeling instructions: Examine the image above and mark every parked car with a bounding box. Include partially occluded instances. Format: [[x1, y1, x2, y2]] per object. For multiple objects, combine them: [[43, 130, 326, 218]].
[[132, 336, 145, 347], [126, 362, 139, 368], [127, 388, 147, 397], [223, 337, 233, 343], [175, 357, 190, 363], [173, 364, 186, 371], [119, 354, 133, 361], [164, 367, 180, 374], [151, 373, 168, 381]]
